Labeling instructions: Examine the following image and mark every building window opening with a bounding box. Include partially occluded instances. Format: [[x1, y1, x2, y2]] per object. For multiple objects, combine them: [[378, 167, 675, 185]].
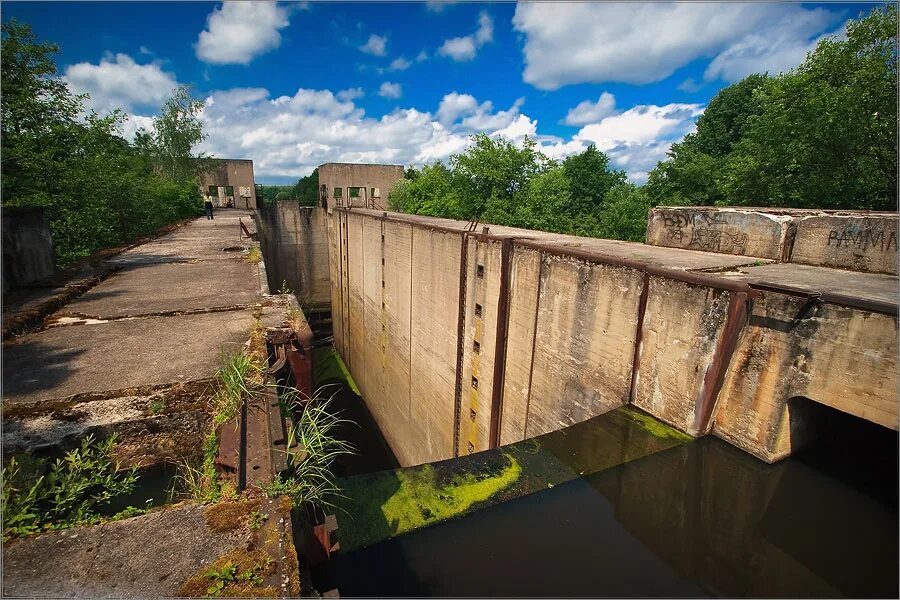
[[333, 187, 343, 199], [475, 303, 482, 317], [207, 185, 218, 197], [476, 265, 485, 278], [349, 187, 361, 198], [371, 187, 381, 198]]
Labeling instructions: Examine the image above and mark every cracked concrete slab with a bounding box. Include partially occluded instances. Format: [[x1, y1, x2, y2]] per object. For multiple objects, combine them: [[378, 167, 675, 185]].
[[60, 260, 261, 319], [2, 309, 255, 405], [1, 503, 252, 598]]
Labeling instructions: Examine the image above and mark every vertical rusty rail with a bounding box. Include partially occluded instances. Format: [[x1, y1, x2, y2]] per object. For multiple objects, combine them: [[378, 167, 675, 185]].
[[628, 273, 651, 403], [691, 290, 751, 435], [488, 238, 513, 449], [451, 232, 470, 458]]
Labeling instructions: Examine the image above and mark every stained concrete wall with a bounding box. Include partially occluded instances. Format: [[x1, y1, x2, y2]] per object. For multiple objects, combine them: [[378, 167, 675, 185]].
[[326, 208, 897, 467], [791, 214, 897, 274], [713, 293, 899, 462], [2, 207, 55, 292], [646, 206, 899, 274], [198, 159, 257, 209], [318, 163, 404, 210], [256, 203, 330, 308], [646, 207, 794, 260]]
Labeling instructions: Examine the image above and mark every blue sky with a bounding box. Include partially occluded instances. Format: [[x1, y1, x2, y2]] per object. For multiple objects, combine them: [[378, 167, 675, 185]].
[[4, 1, 881, 184]]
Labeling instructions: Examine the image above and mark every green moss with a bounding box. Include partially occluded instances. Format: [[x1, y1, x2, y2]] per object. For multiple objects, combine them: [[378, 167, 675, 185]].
[[621, 406, 692, 441], [381, 453, 521, 534], [314, 347, 360, 395]]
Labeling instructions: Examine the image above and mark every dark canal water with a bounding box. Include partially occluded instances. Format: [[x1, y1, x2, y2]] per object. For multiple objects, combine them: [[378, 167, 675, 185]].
[[316, 403, 896, 596]]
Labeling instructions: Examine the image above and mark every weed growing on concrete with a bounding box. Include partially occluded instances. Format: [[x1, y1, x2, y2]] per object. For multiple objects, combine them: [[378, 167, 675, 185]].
[[211, 351, 261, 427], [278, 280, 292, 295], [1, 434, 139, 540], [248, 510, 267, 529], [170, 431, 221, 503], [264, 388, 354, 510], [149, 397, 166, 414], [247, 246, 263, 264]]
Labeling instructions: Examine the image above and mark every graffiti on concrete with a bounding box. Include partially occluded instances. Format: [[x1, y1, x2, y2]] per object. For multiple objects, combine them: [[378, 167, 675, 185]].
[[661, 211, 749, 255], [826, 229, 897, 253]]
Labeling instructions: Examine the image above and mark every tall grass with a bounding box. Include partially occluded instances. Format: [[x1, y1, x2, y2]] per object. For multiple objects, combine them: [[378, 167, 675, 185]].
[[211, 350, 262, 426], [265, 387, 355, 510]]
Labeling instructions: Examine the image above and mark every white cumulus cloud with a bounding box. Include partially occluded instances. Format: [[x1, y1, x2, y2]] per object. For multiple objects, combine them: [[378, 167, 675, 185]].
[[64, 53, 179, 114], [438, 11, 493, 62], [513, 2, 841, 89], [563, 92, 618, 126], [195, 1, 290, 65], [359, 34, 388, 56], [378, 82, 402, 99]]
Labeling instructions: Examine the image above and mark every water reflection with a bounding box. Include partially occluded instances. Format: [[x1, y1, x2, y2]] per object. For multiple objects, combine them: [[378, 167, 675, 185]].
[[316, 435, 898, 597]]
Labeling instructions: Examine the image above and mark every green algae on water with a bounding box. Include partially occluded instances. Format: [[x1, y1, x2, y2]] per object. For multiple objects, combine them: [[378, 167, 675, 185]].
[[314, 348, 360, 395], [620, 406, 692, 442], [336, 452, 521, 551]]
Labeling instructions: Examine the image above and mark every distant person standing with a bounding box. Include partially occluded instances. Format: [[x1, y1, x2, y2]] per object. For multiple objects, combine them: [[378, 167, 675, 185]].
[[204, 195, 214, 220]]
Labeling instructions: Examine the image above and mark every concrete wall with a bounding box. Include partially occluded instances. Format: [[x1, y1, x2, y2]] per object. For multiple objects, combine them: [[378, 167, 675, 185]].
[[646, 207, 794, 260], [646, 206, 898, 274], [713, 293, 898, 462], [791, 214, 897, 274], [326, 208, 897, 467], [318, 163, 404, 210], [2, 207, 55, 292], [199, 159, 257, 209], [256, 202, 330, 308]]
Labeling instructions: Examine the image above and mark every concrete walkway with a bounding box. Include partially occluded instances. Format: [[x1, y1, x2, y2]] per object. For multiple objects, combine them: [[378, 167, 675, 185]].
[[2, 210, 300, 598], [3, 210, 264, 408]]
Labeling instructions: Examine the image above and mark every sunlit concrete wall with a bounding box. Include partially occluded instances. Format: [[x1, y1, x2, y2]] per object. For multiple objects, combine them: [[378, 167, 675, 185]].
[[256, 203, 330, 308], [325, 207, 898, 467]]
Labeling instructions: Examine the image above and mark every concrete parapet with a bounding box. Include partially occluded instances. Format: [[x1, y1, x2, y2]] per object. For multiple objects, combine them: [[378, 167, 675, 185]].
[[791, 213, 898, 274], [645, 206, 794, 260]]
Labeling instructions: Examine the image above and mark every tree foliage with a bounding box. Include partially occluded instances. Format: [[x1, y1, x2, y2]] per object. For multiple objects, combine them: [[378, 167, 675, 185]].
[[648, 6, 897, 210], [389, 134, 646, 238], [1, 20, 205, 266]]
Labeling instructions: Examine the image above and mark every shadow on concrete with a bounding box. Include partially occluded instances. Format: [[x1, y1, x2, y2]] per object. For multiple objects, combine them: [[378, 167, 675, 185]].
[[1, 339, 84, 401]]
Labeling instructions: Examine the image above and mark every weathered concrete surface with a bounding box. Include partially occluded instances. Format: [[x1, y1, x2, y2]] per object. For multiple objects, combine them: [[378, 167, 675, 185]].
[[2, 503, 251, 598], [729, 262, 898, 306], [327, 207, 898, 466], [3, 310, 254, 406], [256, 202, 331, 307], [713, 293, 898, 462], [791, 213, 898, 274], [632, 278, 732, 434], [108, 210, 256, 266], [646, 206, 794, 260], [59, 260, 260, 319]]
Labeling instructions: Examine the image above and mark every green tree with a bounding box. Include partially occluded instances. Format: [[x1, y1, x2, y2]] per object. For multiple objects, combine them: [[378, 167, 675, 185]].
[[596, 183, 652, 242], [646, 74, 770, 206], [138, 85, 207, 182], [562, 144, 627, 214], [292, 168, 319, 206], [722, 5, 897, 209]]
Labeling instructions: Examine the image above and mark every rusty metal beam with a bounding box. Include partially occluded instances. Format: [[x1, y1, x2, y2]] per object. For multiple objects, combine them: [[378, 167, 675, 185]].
[[692, 290, 750, 435], [488, 238, 513, 449], [747, 282, 897, 316], [451, 232, 470, 457], [627, 273, 650, 404]]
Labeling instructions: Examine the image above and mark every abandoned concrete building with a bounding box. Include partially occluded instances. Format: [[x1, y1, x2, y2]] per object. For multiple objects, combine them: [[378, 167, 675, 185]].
[[317, 162, 404, 210], [197, 158, 258, 209]]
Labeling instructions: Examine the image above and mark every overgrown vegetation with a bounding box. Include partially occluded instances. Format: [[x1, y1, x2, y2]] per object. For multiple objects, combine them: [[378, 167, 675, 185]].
[[1, 20, 209, 265], [258, 168, 319, 206], [265, 388, 354, 510], [389, 6, 896, 240], [1, 434, 140, 540]]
